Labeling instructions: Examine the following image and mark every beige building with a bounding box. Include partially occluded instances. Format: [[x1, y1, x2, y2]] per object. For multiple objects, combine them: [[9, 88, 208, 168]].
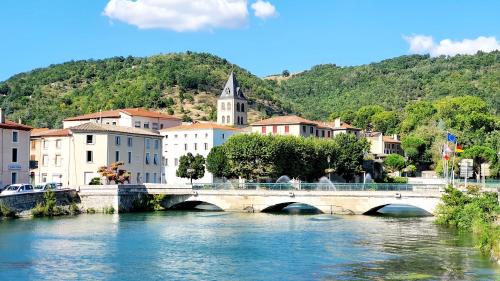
[[30, 123, 163, 186], [0, 109, 32, 186], [63, 108, 181, 131], [251, 116, 360, 138], [217, 72, 248, 127], [366, 132, 402, 157]]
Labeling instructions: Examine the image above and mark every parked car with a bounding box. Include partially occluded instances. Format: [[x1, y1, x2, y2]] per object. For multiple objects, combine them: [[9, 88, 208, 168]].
[[34, 182, 59, 192], [0, 184, 34, 195]]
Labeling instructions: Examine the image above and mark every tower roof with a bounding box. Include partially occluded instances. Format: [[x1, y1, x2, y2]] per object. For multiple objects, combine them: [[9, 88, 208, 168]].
[[219, 71, 246, 100]]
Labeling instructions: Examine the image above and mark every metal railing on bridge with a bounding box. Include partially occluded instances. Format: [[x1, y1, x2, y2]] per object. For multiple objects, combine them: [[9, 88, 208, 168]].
[[191, 182, 443, 192]]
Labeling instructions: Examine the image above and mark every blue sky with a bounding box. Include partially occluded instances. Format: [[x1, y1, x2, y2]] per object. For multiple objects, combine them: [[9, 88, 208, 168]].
[[1, 0, 500, 81]]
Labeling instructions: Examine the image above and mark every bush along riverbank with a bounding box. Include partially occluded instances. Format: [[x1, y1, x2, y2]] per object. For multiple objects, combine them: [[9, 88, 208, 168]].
[[435, 186, 500, 264], [31, 191, 80, 217]]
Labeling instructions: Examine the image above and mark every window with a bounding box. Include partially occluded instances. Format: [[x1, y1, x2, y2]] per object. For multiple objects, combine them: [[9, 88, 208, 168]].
[[55, 155, 62, 167], [146, 139, 151, 149], [128, 151, 132, 164], [262, 126, 267, 134], [194, 143, 198, 150], [174, 134, 178, 139], [273, 125, 277, 134], [221, 103, 225, 111], [145, 153, 150, 165], [134, 121, 141, 128], [160, 124, 164, 129], [184, 143, 188, 151], [86, 151, 93, 163], [315, 130, 319, 137], [327, 131, 331, 138], [12, 131, 18, 143], [112, 122, 117, 125], [152, 123, 159, 130], [55, 139, 62, 149], [310, 127, 313, 134], [128, 137, 133, 147], [302, 126, 306, 133], [227, 116, 230, 124], [174, 158, 179, 166], [115, 136, 121, 146], [144, 122, 150, 129], [12, 148, 18, 162], [86, 135, 94, 144], [43, 140, 49, 149], [165, 158, 168, 166], [227, 102, 231, 111], [42, 173, 47, 183], [153, 173, 157, 183], [322, 130, 325, 137], [222, 116, 225, 123], [115, 151, 120, 162], [153, 154, 159, 165], [11, 172, 17, 184], [31, 141, 36, 149], [145, 173, 150, 183], [241, 103, 245, 112], [236, 103, 240, 112], [184, 134, 187, 138], [205, 133, 208, 138], [42, 155, 49, 166], [154, 139, 159, 150], [204, 143, 208, 150], [285, 125, 290, 134], [194, 134, 198, 138]]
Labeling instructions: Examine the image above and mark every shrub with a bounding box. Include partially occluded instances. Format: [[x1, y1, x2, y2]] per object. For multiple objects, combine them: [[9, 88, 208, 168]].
[[86, 208, 96, 214], [149, 194, 166, 211], [0, 203, 16, 218], [103, 206, 115, 214], [89, 177, 102, 185]]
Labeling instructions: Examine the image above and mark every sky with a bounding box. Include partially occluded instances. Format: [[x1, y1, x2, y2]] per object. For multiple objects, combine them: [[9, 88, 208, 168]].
[[1, 0, 500, 81]]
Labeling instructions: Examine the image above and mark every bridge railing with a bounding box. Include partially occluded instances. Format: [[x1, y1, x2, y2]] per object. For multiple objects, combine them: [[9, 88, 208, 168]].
[[191, 183, 443, 192]]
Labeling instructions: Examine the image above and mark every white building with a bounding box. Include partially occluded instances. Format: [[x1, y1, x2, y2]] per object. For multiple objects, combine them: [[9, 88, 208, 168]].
[[30, 123, 163, 186], [160, 123, 240, 185], [0, 109, 32, 186], [63, 108, 181, 131], [366, 132, 402, 157]]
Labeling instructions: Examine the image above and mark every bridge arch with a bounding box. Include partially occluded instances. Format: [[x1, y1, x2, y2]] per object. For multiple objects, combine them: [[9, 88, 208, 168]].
[[260, 202, 323, 214], [168, 200, 224, 211], [362, 203, 434, 216]]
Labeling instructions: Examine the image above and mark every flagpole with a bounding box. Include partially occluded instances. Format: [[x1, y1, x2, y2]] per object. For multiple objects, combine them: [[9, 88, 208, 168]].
[[451, 140, 457, 187]]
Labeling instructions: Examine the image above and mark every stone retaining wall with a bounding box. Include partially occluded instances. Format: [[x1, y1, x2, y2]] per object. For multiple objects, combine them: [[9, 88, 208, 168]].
[[0, 189, 78, 213]]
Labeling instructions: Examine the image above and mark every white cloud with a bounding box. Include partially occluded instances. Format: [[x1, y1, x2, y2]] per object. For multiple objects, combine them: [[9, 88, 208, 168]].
[[404, 35, 500, 57], [103, 0, 249, 32], [251, 0, 277, 19]]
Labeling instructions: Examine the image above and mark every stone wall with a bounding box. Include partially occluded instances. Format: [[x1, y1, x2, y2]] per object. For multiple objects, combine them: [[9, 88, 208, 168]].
[[0, 189, 78, 213]]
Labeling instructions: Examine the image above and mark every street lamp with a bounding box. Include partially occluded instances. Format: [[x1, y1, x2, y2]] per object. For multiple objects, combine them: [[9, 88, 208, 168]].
[[187, 168, 195, 184]]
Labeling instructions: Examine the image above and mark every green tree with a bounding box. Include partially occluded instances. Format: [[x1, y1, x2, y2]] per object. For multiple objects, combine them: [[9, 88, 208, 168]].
[[282, 70, 290, 77], [354, 105, 384, 130], [371, 111, 399, 134], [176, 153, 206, 183], [384, 154, 405, 173], [333, 133, 369, 182], [206, 146, 231, 178]]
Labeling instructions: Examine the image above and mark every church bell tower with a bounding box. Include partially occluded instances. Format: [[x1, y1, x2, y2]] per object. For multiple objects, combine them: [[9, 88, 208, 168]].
[[217, 71, 248, 127]]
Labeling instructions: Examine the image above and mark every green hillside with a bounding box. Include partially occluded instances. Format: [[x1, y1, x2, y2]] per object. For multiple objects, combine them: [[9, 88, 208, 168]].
[[277, 52, 500, 120], [0, 52, 284, 128]]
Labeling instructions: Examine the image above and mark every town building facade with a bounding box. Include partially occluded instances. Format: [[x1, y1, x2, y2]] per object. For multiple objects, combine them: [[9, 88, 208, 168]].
[[0, 109, 32, 187], [366, 132, 402, 157], [160, 123, 240, 185], [63, 108, 181, 131]]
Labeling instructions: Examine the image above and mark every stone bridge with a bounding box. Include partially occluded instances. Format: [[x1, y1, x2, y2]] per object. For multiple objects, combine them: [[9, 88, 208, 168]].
[[162, 189, 441, 215]]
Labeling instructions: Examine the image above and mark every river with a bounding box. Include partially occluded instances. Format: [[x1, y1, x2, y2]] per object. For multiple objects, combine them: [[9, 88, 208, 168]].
[[0, 210, 498, 281]]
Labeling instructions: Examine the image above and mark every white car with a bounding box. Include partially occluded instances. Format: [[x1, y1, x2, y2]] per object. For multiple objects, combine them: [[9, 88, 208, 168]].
[[34, 182, 59, 192], [1, 184, 35, 195]]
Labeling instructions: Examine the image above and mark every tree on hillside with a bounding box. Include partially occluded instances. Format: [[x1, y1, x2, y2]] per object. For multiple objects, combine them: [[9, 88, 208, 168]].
[[401, 135, 428, 168], [176, 153, 206, 183], [384, 154, 405, 173], [371, 111, 399, 134], [282, 70, 290, 77], [353, 105, 384, 130]]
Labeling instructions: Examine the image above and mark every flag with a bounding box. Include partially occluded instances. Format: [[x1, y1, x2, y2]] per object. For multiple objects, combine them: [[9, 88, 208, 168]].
[[447, 132, 457, 143], [442, 144, 450, 160], [456, 144, 464, 153]]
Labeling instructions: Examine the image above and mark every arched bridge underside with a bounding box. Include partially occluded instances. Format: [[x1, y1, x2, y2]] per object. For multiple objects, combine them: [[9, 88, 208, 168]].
[[164, 190, 441, 215]]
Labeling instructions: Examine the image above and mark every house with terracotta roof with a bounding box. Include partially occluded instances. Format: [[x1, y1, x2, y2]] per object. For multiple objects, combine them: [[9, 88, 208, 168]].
[[0, 109, 32, 187], [63, 108, 181, 131], [30, 123, 163, 186], [366, 132, 403, 157], [160, 122, 240, 185]]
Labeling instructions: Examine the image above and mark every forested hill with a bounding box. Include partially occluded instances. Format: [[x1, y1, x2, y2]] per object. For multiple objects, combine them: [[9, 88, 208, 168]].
[[0, 52, 285, 128], [277, 52, 500, 120]]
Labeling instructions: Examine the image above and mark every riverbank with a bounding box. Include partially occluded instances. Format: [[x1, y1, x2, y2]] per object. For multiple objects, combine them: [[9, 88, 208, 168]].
[[435, 186, 500, 264]]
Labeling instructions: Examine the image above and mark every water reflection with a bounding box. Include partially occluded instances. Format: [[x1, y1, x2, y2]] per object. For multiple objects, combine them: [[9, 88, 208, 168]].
[[0, 212, 498, 281]]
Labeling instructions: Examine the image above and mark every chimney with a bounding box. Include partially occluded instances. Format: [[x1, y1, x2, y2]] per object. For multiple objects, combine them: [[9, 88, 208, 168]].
[[393, 134, 399, 141], [18, 118, 22, 125], [334, 117, 341, 128], [0, 108, 5, 124]]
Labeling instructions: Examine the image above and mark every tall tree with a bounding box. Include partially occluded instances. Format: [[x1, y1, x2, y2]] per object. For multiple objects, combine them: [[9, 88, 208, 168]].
[[176, 153, 206, 183]]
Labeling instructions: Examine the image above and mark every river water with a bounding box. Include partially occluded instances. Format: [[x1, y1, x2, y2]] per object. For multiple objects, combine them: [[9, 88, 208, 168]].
[[0, 211, 498, 281]]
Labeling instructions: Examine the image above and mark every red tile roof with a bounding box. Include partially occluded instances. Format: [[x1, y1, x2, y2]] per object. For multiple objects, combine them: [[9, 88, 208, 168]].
[[32, 128, 72, 138], [64, 108, 180, 121], [251, 115, 317, 126], [161, 122, 240, 132], [0, 120, 32, 131]]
